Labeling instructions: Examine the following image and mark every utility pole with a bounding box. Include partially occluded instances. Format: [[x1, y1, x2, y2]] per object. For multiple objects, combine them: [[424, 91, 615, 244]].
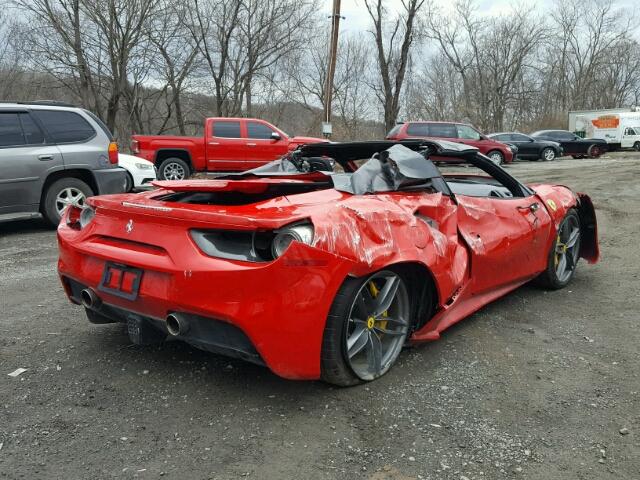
[[322, 0, 342, 139]]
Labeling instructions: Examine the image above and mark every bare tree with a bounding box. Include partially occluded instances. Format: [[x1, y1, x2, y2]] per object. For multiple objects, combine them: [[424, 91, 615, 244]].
[[365, 0, 427, 132], [545, 0, 638, 112], [144, 0, 201, 134], [15, 0, 160, 137]]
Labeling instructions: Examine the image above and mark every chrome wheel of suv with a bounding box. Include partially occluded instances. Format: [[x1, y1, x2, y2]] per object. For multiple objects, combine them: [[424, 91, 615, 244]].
[[55, 187, 87, 216]]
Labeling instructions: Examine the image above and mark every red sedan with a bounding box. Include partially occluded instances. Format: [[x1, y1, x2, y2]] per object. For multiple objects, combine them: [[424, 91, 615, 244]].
[[57, 140, 599, 385]]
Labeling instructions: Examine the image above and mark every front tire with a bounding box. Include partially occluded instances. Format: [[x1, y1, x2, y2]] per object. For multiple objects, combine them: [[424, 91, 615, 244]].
[[541, 147, 556, 161], [535, 209, 581, 289], [321, 270, 412, 386], [158, 157, 190, 180], [633, 141, 640, 151], [42, 177, 93, 227], [124, 172, 134, 192]]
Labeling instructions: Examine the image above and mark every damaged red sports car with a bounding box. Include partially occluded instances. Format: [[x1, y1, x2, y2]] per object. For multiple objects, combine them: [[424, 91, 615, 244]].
[[57, 140, 599, 386]]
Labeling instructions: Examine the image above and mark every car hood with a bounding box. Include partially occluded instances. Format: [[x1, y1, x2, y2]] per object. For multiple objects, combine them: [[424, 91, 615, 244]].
[[537, 140, 562, 147], [118, 153, 153, 168]]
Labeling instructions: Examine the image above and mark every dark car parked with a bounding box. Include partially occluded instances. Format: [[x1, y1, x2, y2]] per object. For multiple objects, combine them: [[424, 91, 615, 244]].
[[530, 130, 607, 158], [488, 132, 563, 161]]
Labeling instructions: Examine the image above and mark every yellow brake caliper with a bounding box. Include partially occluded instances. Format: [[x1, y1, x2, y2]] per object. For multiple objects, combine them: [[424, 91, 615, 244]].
[[368, 281, 388, 331], [555, 234, 568, 267]]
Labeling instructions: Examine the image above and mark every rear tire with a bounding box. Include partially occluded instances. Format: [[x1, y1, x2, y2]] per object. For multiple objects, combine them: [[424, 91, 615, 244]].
[[321, 269, 413, 386], [541, 147, 556, 161], [42, 177, 93, 227], [587, 144, 602, 158], [158, 157, 190, 180], [535, 209, 581, 290]]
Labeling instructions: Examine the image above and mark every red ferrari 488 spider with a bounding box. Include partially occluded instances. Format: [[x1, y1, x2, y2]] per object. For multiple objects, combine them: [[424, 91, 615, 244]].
[[57, 140, 599, 385]]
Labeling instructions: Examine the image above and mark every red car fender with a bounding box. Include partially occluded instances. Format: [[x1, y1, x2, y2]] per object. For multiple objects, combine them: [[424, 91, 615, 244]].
[[532, 185, 599, 264], [311, 192, 469, 309]]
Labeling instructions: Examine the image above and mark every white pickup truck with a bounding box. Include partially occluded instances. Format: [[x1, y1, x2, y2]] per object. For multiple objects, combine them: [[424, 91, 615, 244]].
[[569, 108, 640, 151]]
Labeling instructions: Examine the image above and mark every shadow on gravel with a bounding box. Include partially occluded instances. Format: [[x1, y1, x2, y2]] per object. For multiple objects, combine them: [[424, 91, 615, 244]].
[[0, 217, 51, 236], [79, 322, 331, 397]]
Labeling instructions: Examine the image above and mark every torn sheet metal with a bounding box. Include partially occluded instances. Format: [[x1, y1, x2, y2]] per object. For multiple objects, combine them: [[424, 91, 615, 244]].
[[311, 191, 467, 303], [331, 144, 444, 194]]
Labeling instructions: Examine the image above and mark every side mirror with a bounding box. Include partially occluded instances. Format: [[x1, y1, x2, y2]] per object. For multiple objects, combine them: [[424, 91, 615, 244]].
[[271, 132, 281, 141]]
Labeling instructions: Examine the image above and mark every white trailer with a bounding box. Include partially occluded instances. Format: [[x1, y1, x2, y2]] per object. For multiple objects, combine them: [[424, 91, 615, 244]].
[[568, 108, 640, 151]]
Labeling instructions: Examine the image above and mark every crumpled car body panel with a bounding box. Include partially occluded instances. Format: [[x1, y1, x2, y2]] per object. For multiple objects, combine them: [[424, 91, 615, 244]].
[[57, 142, 599, 380]]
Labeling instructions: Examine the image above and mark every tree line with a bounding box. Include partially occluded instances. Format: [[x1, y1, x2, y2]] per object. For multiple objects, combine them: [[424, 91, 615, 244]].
[[1, 0, 638, 142]]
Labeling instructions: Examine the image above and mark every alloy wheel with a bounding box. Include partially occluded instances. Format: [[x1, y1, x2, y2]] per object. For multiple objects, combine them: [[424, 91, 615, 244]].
[[543, 148, 556, 161], [163, 162, 186, 180], [489, 152, 503, 165], [344, 271, 410, 381], [554, 215, 581, 283], [55, 187, 86, 216]]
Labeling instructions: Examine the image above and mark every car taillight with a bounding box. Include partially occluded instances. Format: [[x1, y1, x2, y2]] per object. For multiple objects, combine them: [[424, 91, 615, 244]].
[[65, 205, 95, 230], [131, 139, 140, 154], [108, 141, 119, 164]]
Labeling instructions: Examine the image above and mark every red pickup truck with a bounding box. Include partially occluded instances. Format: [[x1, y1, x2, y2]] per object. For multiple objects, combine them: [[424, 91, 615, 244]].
[[131, 117, 326, 179]]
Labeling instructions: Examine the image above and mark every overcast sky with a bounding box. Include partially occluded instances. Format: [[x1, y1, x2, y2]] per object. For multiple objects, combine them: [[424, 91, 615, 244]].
[[320, 0, 551, 34], [321, 0, 636, 35]]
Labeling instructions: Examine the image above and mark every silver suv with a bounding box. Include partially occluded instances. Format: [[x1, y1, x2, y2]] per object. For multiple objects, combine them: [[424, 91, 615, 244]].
[[0, 102, 127, 226]]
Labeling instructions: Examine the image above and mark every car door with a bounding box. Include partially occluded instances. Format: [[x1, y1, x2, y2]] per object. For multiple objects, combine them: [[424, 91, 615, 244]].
[[455, 124, 485, 152], [555, 131, 585, 155], [245, 120, 289, 166], [31, 109, 104, 169], [621, 127, 637, 148], [205, 120, 247, 170], [509, 133, 537, 157], [0, 111, 63, 213], [448, 162, 554, 293]]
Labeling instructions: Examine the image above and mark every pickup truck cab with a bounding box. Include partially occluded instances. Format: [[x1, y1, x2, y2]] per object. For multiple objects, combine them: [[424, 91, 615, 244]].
[[131, 117, 326, 179]]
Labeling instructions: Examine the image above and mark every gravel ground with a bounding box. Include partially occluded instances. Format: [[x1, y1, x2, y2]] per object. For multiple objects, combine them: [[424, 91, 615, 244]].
[[1, 153, 639, 479]]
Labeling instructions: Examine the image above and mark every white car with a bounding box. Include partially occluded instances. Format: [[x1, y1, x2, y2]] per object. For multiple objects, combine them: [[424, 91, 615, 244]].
[[118, 153, 157, 191]]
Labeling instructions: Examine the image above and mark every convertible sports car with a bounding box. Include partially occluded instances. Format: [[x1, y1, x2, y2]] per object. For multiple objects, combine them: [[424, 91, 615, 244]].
[[57, 140, 599, 386]]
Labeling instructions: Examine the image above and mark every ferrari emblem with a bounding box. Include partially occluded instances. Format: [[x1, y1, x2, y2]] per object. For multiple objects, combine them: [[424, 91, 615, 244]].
[[125, 219, 134, 234], [546, 199, 557, 211], [367, 317, 375, 330]]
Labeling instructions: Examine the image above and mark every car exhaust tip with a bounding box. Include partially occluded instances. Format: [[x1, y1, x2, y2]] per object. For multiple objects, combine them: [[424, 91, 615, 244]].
[[166, 313, 189, 337], [80, 288, 101, 309]]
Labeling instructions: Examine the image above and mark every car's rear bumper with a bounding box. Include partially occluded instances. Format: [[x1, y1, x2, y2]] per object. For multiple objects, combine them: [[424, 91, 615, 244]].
[[57, 225, 352, 379], [93, 168, 128, 195]]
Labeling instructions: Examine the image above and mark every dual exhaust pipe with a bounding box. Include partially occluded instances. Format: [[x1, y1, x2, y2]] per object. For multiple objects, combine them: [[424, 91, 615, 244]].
[[81, 288, 101, 310], [81, 288, 189, 337], [165, 313, 189, 337]]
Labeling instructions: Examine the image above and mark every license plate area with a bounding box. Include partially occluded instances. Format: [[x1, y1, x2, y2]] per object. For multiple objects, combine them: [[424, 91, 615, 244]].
[[98, 262, 143, 300]]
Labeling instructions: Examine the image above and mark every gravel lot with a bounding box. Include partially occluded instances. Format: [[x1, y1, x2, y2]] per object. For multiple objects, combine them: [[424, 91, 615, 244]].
[[1, 153, 639, 480]]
